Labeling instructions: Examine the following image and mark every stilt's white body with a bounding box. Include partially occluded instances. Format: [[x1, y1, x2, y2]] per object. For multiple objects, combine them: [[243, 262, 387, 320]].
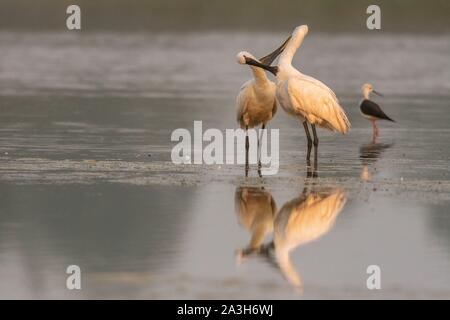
[[275, 26, 350, 133], [236, 52, 277, 129]]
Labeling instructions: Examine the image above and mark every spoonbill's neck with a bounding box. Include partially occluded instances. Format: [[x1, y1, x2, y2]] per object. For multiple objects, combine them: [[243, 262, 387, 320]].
[[278, 32, 307, 67], [249, 224, 271, 249], [249, 64, 269, 85], [277, 64, 304, 81], [275, 247, 302, 288]]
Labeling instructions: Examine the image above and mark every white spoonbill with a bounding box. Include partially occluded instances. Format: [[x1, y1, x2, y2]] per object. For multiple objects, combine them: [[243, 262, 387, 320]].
[[234, 186, 277, 262], [242, 25, 351, 173], [273, 186, 347, 290], [236, 37, 290, 176], [360, 83, 395, 138]]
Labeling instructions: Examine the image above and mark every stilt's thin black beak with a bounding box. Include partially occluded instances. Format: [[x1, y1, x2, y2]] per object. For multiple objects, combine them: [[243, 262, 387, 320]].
[[244, 56, 279, 76], [259, 35, 292, 65], [373, 90, 383, 97]]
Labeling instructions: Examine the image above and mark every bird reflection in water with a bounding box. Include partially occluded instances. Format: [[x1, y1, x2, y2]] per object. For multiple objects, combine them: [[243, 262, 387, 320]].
[[234, 184, 347, 292], [234, 186, 277, 261], [359, 137, 393, 182]]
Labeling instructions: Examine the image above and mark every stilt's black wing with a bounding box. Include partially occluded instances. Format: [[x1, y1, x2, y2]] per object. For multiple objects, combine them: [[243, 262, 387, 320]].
[[360, 99, 395, 122]]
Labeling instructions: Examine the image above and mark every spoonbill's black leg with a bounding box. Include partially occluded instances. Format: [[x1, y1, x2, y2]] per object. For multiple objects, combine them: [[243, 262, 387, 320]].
[[245, 125, 249, 177], [311, 124, 319, 177], [257, 123, 265, 177], [303, 121, 312, 166]]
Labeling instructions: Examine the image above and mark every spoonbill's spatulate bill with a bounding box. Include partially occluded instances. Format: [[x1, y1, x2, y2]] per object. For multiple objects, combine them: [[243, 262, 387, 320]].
[[243, 25, 351, 176], [359, 83, 395, 138], [236, 37, 290, 177]]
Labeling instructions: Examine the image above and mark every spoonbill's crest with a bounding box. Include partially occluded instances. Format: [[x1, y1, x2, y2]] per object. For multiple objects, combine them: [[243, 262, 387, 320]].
[[236, 51, 254, 65], [282, 25, 309, 62], [292, 25, 309, 38]]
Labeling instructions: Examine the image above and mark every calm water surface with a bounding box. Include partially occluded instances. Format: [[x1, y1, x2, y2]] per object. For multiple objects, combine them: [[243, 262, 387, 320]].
[[0, 31, 449, 299]]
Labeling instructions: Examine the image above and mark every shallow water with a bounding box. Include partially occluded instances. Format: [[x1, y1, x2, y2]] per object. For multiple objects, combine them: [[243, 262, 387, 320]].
[[0, 32, 449, 299]]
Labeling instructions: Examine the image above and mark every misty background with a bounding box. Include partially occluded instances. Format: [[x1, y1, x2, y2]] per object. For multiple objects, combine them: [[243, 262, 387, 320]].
[[1, 0, 449, 33]]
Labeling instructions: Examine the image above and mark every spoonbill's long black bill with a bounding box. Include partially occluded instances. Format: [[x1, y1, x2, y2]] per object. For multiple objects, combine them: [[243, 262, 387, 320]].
[[243, 57, 278, 76], [259, 35, 292, 65]]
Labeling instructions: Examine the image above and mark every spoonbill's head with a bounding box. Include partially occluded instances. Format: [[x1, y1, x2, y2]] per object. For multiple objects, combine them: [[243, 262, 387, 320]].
[[237, 35, 291, 76], [276, 25, 308, 66], [236, 51, 255, 65], [237, 51, 277, 75], [292, 25, 309, 38], [362, 83, 383, 97]]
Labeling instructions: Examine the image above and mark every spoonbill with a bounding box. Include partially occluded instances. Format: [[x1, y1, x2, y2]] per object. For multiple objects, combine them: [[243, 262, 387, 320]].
[[234, 186, 277, 262], [360, 83, 395, 138], [241, 25, 351, 173], [236, 37, 291, 176], [273, 186, 347, 290]]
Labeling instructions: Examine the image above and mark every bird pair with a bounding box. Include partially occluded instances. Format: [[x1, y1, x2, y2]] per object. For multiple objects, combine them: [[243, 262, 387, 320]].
[[236, 25, 394, 177]]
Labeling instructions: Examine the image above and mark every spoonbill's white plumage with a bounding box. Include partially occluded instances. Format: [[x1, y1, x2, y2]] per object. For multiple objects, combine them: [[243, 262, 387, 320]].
[[232, 185, 347, 292], [234, 186, 277, 262], [243, 25, 351, 173], [359, 83, 395, 138], [236, 51, 277, 130], [236, 37, 290, 176], [273, 187, 347, 290]]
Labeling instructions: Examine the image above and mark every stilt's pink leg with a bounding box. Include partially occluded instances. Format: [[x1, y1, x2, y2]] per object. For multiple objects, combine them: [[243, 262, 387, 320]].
[[372, 120, 379, 138]]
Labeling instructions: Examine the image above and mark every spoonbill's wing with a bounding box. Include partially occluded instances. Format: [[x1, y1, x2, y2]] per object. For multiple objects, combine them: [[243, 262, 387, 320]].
[[287, 77, 351, 133], [275, 188, 347, 248]]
